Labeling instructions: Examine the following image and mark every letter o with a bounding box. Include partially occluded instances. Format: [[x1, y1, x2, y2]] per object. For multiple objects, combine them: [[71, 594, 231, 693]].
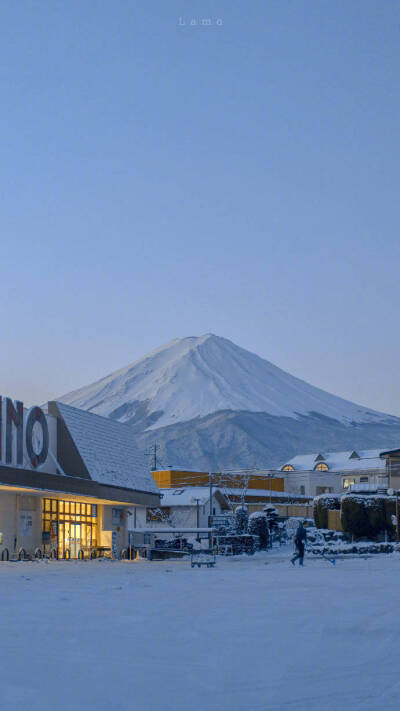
[[25, 407, 49, 468]]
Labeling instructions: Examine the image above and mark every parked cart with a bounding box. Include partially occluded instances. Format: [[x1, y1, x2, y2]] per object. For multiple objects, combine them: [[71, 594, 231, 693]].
[[191, 549, 216, 568]]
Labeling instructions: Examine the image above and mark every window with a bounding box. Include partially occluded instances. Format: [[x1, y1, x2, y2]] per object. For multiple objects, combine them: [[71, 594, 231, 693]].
[[343, 478, 355, 489], [360, 476, 368, 483], [316, 486, 333, 495], [282, 465, 294, 471], [314, 463, 329, 471], [300, 485, 305, 495]]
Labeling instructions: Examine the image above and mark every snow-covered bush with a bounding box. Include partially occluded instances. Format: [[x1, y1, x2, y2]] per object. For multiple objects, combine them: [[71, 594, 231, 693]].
[[313, 494, 341, 529], [234, 505, 249, 534], [384, 497, 397, 539], [340, 495, 387, 539], [340, 495, 369, 538], [248, 512, 269, 550], [364, 496, 385, 538]]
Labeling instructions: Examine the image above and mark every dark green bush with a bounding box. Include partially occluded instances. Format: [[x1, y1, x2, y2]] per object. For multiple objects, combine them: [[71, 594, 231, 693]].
[[364, 497, 385, 538], [341, 495, 370, 538], [234, 505, 249, 534], [341, 495, 387, 539], [313, 494, 341, 529], [384, 497, 397, 540], [248, 512, 269, 549]]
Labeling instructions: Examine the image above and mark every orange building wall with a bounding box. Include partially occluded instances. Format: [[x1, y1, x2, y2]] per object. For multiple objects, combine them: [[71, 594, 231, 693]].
[[152, 470, 284, 492]]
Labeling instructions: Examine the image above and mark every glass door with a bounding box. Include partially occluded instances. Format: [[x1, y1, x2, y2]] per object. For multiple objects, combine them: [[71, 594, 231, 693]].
[[70, 524, 81, 559]]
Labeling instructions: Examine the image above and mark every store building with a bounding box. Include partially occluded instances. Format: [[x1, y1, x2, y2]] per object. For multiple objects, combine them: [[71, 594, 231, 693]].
[[0, 397, 160, 559]]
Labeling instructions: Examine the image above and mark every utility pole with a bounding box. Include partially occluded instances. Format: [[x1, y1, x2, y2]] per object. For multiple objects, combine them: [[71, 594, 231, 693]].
[[194, 498, 201, 542], [209, 472, 213, 549], [145, 443, 160, 471], [396, 489, 399, 545]]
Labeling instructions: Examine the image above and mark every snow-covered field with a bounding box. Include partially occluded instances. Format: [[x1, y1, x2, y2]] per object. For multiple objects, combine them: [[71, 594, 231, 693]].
[[1, 550, 399, 711]]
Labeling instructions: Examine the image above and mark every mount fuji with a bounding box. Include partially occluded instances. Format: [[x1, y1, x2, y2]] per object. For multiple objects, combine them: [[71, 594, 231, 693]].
[[58, 334, 400, 470]]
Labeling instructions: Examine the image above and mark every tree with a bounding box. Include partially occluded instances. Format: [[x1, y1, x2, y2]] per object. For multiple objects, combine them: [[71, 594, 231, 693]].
[[248, 512, 269, 550], [234, 505, 249, 534]]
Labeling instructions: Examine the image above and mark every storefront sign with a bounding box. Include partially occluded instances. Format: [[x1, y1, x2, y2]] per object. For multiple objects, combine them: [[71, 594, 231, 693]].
[[0, 396, 49, 469]]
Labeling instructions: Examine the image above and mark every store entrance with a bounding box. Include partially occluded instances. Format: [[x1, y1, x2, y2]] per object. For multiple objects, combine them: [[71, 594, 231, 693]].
[[42, 498, 98, 559], [59, 522, 82, 559]]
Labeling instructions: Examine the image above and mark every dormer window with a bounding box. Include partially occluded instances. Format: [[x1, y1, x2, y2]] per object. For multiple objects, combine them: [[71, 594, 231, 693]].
[[314, 462, 329, 471], [282, 465, 295, 471]]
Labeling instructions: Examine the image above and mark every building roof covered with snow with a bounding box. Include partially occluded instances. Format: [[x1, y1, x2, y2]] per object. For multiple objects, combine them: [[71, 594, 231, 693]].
[[49, 401, 159, 494], [158, 487, 229, 509], [280, 449, 387, 473]]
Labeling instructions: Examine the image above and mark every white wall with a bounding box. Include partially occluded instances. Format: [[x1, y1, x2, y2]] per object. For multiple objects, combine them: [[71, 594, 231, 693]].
[[285, 471, 342, 496], [0, 492, 42, 556]]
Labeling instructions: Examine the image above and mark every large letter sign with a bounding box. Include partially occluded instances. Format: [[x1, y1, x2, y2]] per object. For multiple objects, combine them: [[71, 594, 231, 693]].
[[6, 398, 23, 465], [25, 406, 49, 468], [0, 396, 50, 470]]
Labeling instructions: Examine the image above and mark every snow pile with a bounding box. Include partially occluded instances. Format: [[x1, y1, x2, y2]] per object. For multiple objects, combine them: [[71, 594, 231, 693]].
[[58, 334, 394, 430]]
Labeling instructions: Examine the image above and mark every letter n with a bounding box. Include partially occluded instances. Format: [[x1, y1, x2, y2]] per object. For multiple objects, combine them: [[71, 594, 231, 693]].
[[6, 398, 23, 465]]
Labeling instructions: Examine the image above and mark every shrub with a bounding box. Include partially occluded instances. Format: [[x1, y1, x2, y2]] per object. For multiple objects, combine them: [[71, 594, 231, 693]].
[[340, 495, 387, 539], [234, 505, 249, 534], [383, 497, 397, 540], [340, 495, 369, 538], [364, 496, 385, 538], [313, 494, 341, 529], [248, 512, 269, 550]]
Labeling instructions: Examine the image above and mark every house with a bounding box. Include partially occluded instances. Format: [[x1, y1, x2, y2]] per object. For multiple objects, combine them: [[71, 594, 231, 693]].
[[146, 486, 230, 530], [379, 449, 400, 490], [280, 449, 389, 494]]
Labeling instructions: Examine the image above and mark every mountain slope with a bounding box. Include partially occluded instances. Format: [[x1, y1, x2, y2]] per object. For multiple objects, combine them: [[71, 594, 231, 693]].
[[58, 334, 400, 469], [59, 334, 393, 428]]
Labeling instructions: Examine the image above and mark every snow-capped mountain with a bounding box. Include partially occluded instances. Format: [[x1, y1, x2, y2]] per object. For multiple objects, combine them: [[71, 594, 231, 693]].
[[58, 334, 400, 470]]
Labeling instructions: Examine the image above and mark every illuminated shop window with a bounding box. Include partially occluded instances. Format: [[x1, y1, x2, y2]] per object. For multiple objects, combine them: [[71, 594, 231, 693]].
[[42, 499, 98, 559]]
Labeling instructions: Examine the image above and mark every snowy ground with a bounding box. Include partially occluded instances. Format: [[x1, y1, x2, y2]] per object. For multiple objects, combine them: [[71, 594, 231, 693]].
[[1, 548, 400, 711]]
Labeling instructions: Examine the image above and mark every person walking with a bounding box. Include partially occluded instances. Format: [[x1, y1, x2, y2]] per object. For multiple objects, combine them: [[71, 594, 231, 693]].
[[291, 520, 307, 566]]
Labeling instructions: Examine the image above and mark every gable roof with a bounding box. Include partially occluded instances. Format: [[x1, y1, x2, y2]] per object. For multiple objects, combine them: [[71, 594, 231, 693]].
[[51, 401, 159, 494], [281, 448, 387, 473]]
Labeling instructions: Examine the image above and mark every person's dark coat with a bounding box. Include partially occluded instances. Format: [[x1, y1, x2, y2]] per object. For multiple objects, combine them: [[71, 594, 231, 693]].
[[294, 523, 307, 544]]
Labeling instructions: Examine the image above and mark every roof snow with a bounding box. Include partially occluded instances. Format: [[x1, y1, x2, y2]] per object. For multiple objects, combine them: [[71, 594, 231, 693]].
[[54, 402, 159, 493], [57, 334, 396, 430], [158, 487, 226, 507], [281, 449, 387, 473]]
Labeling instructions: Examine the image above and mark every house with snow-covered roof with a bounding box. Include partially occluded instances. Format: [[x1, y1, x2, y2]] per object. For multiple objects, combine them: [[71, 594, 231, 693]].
[[145, 486, 230, 533], [280, 448, 389, 495]]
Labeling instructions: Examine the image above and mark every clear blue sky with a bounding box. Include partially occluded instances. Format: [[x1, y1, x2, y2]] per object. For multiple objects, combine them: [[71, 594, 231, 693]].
[[1, 0, 399, 413]]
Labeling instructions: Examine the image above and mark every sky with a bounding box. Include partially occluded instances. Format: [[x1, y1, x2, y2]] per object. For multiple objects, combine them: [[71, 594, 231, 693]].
[[0, 0, 399, 413]]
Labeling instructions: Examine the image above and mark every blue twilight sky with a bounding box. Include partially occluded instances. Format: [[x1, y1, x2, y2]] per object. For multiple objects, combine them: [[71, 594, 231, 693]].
[[0, 0, 399, 412]]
